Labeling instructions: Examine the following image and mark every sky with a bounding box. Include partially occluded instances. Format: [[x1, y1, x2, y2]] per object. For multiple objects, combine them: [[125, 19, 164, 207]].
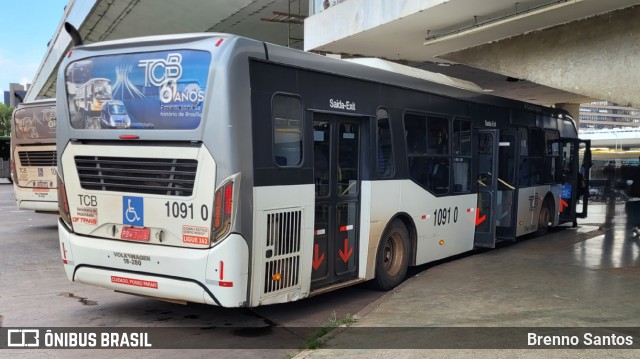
[[0, 0, 69, 96]]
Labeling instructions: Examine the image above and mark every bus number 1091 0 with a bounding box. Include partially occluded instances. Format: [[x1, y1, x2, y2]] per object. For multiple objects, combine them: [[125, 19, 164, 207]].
[[164, 201, 209, 221], [433, 207, 458, 226]]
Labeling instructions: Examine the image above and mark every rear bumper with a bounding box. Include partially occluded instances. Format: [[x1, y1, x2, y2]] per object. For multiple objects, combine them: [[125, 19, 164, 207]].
[[18, 201, 58, 212], [14, 186, 58, 212], [58, 219, 249, 307]]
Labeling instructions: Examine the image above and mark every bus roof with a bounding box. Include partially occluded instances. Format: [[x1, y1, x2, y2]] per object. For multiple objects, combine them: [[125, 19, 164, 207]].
[[61, 32, 574, 132], [15, 98, 56, 107]]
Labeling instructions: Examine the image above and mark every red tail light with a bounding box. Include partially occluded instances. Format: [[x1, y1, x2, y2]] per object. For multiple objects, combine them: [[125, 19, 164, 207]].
[[224, 183, 233, 214], [212, 181, 234, 242], [57, 174, 73, 231]]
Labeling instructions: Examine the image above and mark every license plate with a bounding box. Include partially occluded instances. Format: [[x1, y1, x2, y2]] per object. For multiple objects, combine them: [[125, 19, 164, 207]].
[[121, 227, 150, 241]]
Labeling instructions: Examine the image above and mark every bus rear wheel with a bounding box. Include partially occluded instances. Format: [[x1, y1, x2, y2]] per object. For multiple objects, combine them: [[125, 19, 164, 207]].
[[372, 220, 410, 291], [537, 199, 552, 234]]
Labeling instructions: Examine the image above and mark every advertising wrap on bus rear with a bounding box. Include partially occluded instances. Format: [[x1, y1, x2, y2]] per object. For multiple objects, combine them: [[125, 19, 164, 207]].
[[64, 50, 211, 130], [13, 105, 57, 141]]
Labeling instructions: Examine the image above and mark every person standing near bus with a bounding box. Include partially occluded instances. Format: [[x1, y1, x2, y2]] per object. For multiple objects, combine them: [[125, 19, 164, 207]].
[[603, 161, 616, 227]]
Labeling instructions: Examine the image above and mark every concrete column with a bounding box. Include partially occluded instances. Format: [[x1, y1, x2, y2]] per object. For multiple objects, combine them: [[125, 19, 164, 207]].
[[556, 103, 581, 129]]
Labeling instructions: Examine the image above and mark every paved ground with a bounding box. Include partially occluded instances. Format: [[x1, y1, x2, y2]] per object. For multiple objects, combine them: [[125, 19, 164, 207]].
[[0, 181, 383, 358], [2, 177, 639, 358], [297, 202, 640, 358]]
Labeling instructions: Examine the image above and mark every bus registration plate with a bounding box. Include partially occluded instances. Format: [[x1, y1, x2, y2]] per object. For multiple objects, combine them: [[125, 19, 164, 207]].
[[121, 227, 150, 241]]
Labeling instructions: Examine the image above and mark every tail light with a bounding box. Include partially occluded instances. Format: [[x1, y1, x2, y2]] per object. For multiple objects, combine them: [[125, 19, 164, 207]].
[[211, 180, 234, 242], [57, 174, 73, 231]]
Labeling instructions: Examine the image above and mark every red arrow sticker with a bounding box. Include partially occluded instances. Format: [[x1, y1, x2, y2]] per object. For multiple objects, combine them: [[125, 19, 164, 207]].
[[312, 244, 325, 270], [475, 208, 487, 226], [338, 239, 353, 263], [560, 198, 569, 213]]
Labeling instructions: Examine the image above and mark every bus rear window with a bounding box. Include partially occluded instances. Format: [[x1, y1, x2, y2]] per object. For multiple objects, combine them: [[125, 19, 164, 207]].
[[64, 50, 211, 130], [13, 105, 57, 141]]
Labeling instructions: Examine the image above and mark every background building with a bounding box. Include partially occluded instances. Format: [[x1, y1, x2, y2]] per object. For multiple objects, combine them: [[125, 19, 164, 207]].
[[579, 101, 640, 129], [3, 83, 28, 108]]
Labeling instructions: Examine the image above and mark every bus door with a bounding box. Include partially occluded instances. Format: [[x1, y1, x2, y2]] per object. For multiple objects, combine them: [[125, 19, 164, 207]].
[[560, 139, 591, 222], [566, 139, 591, 219], [311, 113, 362, 289], [474, 129, 499, 248], [496, 132, 520, 240]]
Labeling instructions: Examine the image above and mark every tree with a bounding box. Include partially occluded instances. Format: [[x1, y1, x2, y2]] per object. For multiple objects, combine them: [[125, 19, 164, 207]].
[[0, 103, 13, 136]]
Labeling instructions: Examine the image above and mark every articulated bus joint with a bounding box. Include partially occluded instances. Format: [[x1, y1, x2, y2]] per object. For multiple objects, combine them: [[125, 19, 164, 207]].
[[72, 264, 222, 306]]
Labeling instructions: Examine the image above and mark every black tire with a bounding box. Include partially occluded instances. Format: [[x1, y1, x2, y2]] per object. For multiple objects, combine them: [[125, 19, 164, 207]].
[[537, 199, 552, 235], [372, 219, 410, 291]]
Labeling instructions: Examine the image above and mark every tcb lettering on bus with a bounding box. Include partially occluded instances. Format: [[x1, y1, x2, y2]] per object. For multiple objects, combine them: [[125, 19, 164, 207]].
[[78, 195, 97, 207]]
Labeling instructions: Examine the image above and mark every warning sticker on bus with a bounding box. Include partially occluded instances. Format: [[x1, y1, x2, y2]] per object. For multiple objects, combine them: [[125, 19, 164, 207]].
[[111, 276, 158, 289], [182, 225, 209, 245]]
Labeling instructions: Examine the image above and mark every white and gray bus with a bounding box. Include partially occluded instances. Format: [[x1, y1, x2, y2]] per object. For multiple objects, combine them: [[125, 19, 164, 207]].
[[11, 99, 58, 212], [56, 33, 591, 307]]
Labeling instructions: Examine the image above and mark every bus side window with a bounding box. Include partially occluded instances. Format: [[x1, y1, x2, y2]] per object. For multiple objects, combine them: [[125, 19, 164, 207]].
[[272, 95, 303, 167], [404, 112, 450, 194], [377, 108, 394, 178], [452, 118, 472, 193], [544, 130, 561, 183], [519, 159, 529, 186], [427, 117, 448, 155]]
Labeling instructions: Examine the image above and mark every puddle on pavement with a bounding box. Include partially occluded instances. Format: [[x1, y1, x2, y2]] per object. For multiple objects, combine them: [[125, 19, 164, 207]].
[[58, 292, 98, 306]]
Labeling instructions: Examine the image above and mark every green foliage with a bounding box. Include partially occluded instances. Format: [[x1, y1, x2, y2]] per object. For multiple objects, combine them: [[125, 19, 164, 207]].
[[301, 311, 356, 350], [284, 311, 357, 358], [0, 103, 13, 136]]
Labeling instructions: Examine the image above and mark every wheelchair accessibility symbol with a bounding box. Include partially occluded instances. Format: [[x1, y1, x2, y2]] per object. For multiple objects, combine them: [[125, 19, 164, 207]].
[[123, 196, 144, 226]]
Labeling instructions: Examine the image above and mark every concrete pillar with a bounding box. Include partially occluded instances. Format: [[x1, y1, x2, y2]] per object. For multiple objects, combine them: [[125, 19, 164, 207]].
[[556, 103, 580, 129]]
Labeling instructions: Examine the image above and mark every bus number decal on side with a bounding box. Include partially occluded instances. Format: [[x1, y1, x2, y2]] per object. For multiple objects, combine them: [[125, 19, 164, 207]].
[[164, 201, 209, 221], [433, 207, 458, 226]]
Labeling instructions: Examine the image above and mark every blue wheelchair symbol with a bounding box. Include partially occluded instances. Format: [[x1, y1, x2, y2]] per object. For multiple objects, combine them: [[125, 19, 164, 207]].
[[123, 196, 144, 226]]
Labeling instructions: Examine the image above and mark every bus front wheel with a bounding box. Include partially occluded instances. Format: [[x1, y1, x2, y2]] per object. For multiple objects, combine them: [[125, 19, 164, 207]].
[[372, 220, 410, 291]]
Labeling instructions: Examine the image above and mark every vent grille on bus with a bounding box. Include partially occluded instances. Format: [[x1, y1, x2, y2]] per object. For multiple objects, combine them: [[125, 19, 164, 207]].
[[74, 156, 197, 196], [263, 210, 302, 295], [18, 150, 57, 167]]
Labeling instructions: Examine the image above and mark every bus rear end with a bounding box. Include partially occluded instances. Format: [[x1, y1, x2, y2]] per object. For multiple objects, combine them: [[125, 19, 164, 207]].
[[11, 100, 58, 212], [56, 34, 259, 307]]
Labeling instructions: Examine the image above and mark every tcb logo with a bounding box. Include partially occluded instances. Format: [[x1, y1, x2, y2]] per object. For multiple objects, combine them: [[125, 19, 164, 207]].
[[7, 329, 39, 347], [138, 53, 183, 88]]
